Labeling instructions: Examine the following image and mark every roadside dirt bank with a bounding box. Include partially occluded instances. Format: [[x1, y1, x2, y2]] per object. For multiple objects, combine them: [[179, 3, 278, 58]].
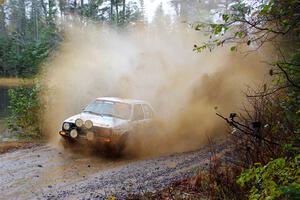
[[0, 141, 40, 154]]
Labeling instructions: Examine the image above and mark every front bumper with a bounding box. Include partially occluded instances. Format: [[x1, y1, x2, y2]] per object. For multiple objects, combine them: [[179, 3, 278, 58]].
[[59, 130, 115, 143]]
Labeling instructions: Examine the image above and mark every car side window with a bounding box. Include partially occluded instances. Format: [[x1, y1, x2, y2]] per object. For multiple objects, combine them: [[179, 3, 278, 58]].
[[142, 104, 153, 119], [132, 104, 144, 121]]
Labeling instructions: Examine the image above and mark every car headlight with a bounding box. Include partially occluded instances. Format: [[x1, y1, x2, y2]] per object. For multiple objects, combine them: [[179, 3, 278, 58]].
[[84, 120, 93, 129], [75, 118, 83, 127], [63, 122, 70, 130], [70, 129, 78, 138]]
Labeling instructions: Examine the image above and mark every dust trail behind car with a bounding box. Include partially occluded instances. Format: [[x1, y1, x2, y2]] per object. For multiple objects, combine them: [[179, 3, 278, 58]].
[[40, 18, 270, 157]]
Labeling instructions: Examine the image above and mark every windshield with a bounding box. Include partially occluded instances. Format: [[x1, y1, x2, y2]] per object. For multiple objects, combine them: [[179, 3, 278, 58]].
[[83, 100, 132, 120]]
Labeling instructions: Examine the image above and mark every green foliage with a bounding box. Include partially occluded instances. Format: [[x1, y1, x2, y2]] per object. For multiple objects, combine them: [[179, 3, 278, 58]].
[[195, 1, 300, 200], [0, 36, 18, 76], [194, 0, 300, 54], [0, 32, 59, 78], [259, 3, 272, 15], [210, 24, 226, 35], [0, 0, 143, 78], [6, 82, 43, 138], [80, 0, 104, 20], [237, 155, 300, 200], [230, 46, 237, 52], [222, 14, 229, 23]]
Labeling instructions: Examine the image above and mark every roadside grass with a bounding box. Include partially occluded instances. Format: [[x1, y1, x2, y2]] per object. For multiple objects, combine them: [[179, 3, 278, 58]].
[[0, 119, 5, 134], [0, 77, 37, 140], [0, 78, 34, 87], [0, 118, 38, 141], [0, 117, 44, 154], [0, 122, 44, 154], [127, 177, 206, 200], [0, 141, 39, 154]]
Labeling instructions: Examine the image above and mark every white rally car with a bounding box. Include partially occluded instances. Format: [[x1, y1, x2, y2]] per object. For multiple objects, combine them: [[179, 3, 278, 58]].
[[59, 97, 154, 151]]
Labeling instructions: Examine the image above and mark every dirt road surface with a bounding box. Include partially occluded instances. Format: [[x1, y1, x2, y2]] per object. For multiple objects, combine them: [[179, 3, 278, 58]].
[[0, 142, 227, 200]]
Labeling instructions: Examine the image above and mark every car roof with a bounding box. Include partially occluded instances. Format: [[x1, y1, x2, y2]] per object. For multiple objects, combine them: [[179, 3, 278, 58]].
[[95, 97, 150, 105]]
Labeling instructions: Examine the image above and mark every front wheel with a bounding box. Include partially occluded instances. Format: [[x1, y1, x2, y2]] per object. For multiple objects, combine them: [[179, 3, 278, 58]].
[[60, 136, 75, 149], [103, 133, 130, 157], [118, 132, 130, 150]]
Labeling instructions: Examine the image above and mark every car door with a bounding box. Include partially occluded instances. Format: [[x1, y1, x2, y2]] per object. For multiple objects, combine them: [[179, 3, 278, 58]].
[[141, 103, 155, 133], [131, 104, 145, 132], [142, 103, 154, 125]]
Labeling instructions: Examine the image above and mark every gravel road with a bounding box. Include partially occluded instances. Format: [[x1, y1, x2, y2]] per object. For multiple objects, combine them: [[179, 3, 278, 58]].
[[0, 141, 228, 200]]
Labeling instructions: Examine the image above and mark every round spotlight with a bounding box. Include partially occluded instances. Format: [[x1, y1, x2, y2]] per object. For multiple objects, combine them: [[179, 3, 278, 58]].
[[75, 118, 83, 127], [86, 131, 95, 141], [63, 122, 70, 130], [85, 120, 93, 129], [70, 129, 78, 138]]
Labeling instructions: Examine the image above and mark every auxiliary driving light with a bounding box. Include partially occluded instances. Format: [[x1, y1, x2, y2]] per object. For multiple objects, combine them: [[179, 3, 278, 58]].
[[75, 118, 83, 127], [86, 131, 95, 141], [63, 122, 70, 130], [84, 120, 93, 129], [70, 129, 78, 138]]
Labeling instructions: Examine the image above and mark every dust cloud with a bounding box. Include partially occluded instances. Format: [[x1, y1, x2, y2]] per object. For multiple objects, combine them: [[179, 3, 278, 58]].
[[41, 19, 269, 157]]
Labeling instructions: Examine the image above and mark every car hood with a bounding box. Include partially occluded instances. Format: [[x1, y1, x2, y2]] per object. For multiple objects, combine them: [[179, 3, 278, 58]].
[[64, 112, 129, 128]]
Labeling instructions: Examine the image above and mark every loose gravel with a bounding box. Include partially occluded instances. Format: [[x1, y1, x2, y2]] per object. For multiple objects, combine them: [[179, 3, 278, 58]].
[[0, 141, 228, 200]]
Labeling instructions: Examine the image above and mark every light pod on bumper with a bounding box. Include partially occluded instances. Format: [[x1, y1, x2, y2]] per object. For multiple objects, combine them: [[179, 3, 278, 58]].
[[85, 120, 93, 129], [75, 118, 83, 127], [63, 122, 70, 130], [70, 129, 78, 138]]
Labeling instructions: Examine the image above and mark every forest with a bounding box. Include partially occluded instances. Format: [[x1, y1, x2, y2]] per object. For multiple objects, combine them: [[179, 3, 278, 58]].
[[0, 0, 143, 77], [0, 0, 299, 199]]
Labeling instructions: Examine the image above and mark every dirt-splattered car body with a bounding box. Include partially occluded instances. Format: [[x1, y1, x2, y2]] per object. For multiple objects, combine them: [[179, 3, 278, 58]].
[[59, 97, 154, 151]]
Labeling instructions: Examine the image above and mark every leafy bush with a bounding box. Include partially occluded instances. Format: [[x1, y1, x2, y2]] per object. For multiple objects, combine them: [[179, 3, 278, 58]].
[[237, 155, 300, 200], [6, 82, 43, 138]]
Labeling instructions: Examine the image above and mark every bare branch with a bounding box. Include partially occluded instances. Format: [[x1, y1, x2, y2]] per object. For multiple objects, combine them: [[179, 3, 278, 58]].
[[276, 63, 300, 89], [246, 85, 290, 98]]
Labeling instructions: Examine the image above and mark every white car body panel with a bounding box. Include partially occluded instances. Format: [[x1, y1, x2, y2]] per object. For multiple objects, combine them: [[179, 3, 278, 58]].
[[60, 97, 154, 138], [64, 113, 129, 129]]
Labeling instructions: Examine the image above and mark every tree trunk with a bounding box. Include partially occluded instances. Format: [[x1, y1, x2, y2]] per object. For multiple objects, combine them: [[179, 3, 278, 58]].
[[18, 0, 26, 37], [0, 5, 6, 36], [122, 0, 125, 22], [40, 0, 48, 18], [48, 0, 56, 28], [58, 0, 66, 18], [31, 0, 40, 41], [116, 0, 118, 23], [110, 0, 113, 21]]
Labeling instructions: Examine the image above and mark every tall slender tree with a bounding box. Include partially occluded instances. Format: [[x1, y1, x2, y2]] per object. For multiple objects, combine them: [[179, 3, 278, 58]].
[[115, 0, 118, 23], [30, 0, 41, 41], [0, 4, 6, 36]]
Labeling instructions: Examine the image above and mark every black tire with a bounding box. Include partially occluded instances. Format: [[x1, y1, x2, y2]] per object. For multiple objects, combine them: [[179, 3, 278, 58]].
[[120, 132, 128, 145], [60, 137, 74, 149], [102, 143, 121, 157], [118, 132, 131, 153]]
